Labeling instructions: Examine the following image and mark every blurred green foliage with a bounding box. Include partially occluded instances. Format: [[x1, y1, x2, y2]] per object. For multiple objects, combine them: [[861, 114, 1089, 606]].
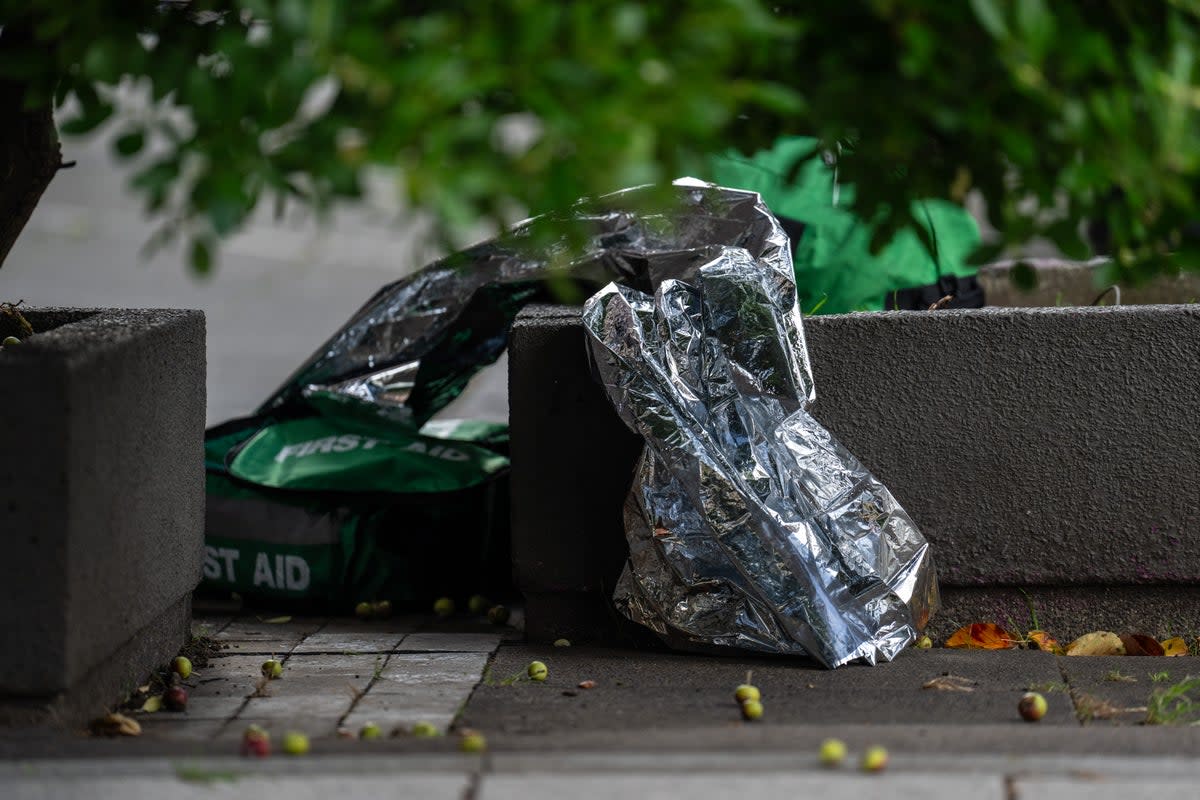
[[2, 1, 1199, 284]]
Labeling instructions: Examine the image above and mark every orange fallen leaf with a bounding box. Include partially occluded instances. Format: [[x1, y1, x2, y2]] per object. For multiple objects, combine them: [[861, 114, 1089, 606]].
[[1161, 637, 1189, 657], [578, 679, 597, 689], [1120, 633, 1165, 657], [945, 623, 1018, 650], [1064, 631, 1125, 656], [1026, 630, 1064, 655]]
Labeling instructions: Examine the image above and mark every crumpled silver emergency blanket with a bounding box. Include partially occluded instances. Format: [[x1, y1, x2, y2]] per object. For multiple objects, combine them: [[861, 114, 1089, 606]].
[[259, 178, 937, 666], [580, 215, 938, 669]]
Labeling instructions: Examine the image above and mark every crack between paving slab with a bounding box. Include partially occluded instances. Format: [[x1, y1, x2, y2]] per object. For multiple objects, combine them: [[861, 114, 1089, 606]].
[[450, 647, 505, 734], [334, 651, 390, 733], [1055, 656, 1087, 727], [213, 648, 299, 740]]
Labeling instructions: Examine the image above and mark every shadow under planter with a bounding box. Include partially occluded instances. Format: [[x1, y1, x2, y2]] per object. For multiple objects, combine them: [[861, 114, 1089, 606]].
[[0, 307, 206, 726], [510, 303, 1200, 646]]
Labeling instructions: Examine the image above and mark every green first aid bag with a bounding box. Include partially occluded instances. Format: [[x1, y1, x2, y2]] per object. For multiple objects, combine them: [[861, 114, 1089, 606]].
[[202, 415, 512, 613]]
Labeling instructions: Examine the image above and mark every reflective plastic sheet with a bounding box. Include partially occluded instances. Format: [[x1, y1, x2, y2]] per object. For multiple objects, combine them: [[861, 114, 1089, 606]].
[[580, 206, 938, 669], [260, 179, 937, 666]]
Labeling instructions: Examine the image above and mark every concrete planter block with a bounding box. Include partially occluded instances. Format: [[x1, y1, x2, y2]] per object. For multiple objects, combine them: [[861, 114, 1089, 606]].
[[510, 303, 1200, 642], [0, 307, 205, 725], [979, 258, 1200, 307]]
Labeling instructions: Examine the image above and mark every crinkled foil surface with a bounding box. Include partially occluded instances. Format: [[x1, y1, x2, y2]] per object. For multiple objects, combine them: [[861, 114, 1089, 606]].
[[262, 179, 938, 666]]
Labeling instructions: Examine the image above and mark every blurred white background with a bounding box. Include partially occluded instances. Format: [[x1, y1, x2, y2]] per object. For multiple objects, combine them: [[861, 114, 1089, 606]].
[[1, 121, 510, 427]]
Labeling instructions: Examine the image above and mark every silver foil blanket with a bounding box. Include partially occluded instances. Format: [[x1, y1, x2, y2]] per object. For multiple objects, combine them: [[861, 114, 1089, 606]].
[[581, 243, 938, 669]]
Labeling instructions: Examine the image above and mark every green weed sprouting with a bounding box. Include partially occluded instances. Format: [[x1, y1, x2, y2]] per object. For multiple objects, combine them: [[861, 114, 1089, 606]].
[[1145, 675, 1200, 725]]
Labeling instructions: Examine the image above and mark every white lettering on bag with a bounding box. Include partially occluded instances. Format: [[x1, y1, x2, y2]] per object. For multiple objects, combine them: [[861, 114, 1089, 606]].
[[252, 552, 276, 588], [203, 546, 241, 581], [274, 434, 383, 463]]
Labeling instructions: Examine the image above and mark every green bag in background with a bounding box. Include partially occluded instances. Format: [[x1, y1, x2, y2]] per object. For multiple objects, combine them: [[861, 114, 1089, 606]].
[[707, 136, 982, 314], [202, 415, 511, 613]]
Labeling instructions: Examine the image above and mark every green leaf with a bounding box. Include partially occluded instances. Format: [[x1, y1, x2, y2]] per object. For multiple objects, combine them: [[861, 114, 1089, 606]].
[[969, 0, 1009, 38], [1015, 0, 1054, 57], [113, 130, 145, 159], [58, 105, 113, 137], [1011, 261, 1039, 291], [208, 199, 244, 236], [190, 238, 214, 275]]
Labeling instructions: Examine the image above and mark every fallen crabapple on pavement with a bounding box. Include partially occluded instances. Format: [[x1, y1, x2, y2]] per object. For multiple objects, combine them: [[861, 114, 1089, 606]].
[[459, 730, 487, 753], [819, 738, 847, 767], [860, 745, 889, 773], [281, 731, 310, 755], [170, 656, 192, 679], [1019, 692, 1048, 722], [163, 685, 188, 712], [241, 726, 270, 758]]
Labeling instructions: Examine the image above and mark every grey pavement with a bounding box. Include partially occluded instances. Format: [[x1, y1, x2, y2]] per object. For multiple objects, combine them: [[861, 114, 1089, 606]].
[[6, 617, 1200, 796]]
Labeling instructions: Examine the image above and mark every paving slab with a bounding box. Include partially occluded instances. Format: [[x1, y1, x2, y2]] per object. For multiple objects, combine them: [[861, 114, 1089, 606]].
[[282, 654, 384, 679], [398, 633, 502, 652], [291, 632, 408, 654], [211, 637, 303, 656], [216, 619, 326, 639], [254, 674, 376, 698], [165, 695, 247, 721], [340, 675, 476, 734], [134, 717, 228, 742], [240, 694, 356, 721], [188, 655, 272, 699], [375, 653, 491, 689]]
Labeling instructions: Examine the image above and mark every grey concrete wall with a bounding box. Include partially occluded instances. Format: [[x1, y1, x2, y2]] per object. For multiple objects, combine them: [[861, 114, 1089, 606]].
[[806, 304, 1200, 587], [0, 308, 206, 697], [507, 307, 646, 644], [509, 303, 1200, 640]]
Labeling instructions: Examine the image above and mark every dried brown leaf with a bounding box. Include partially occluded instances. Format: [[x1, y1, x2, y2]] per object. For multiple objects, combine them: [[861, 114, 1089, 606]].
[[922, 675, 976, 692], [1065, 631, 1125, 656], [91, 712, 142, 737], [1120, 633, 1165, 657]]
